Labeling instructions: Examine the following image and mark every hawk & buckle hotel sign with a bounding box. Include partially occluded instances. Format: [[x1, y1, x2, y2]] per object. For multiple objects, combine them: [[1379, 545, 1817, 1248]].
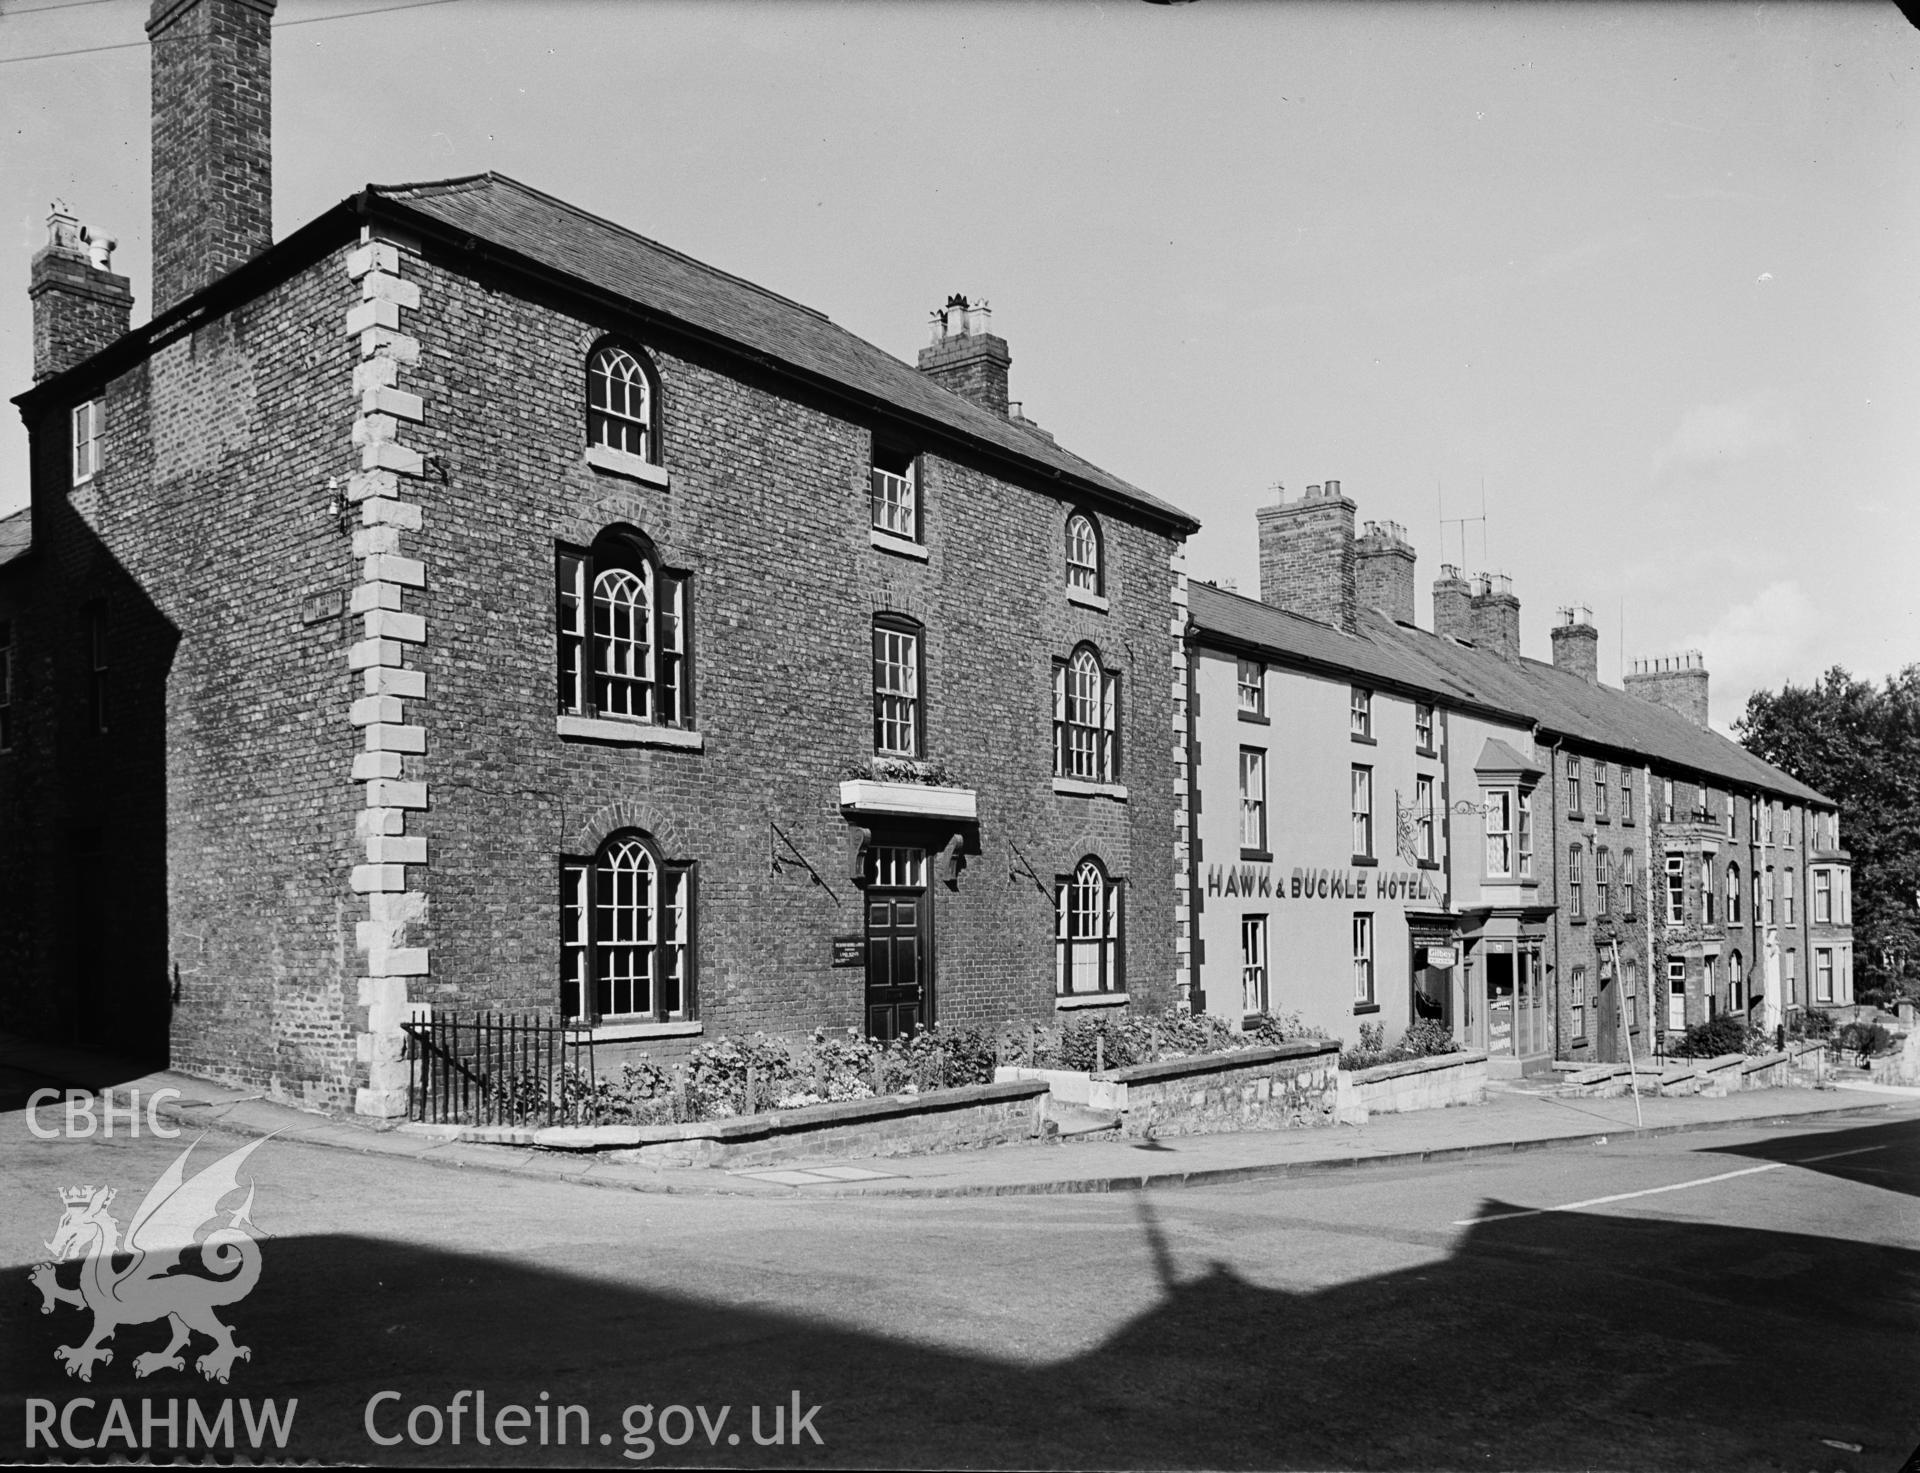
[[1203, 863, 1439, 903]]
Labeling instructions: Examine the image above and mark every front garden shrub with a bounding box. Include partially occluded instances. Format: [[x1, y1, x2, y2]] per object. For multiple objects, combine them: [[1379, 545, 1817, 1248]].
[[1791, 1008, 1836, 1040], [683, 1032, 800, 1117], [1396, 1019, 1461, 1058], [1340, 1021, 1389, 1071], [1664, 1014, 1754, 1059], [1836, 1021, 1892, 1066]]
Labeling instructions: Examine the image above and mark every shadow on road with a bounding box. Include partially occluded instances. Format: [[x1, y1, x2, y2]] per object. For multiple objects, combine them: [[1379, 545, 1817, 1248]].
[[1703, 1115, 1920, 1200], [7, 1174, 1918, 1469]]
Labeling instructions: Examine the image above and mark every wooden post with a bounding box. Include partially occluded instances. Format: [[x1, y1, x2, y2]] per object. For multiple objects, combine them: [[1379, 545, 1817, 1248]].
[[1096, 1033, 1105, 1075]]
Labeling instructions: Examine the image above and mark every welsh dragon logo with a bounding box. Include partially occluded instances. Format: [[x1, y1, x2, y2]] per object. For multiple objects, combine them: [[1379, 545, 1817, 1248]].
[[30, 1134, 270, 1384]]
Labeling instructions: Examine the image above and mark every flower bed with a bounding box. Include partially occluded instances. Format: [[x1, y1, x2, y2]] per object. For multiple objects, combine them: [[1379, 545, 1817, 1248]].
[[1338, 1019, 1462, 1072]]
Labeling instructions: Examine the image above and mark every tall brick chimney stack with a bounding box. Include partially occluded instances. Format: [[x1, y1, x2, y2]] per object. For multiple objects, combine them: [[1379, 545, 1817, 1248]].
[[916, 294, 1010, 416], [1256, 480, 1357, 634], [1355, 519, 1416, 624], [30, 203, 133, 381], [1550, 605, 1600, 683], [1626, 650, 1710, 728], [148, 0, 276, 316], [1433, 564, 1473, 642], [1470, 572, 1521, 661]]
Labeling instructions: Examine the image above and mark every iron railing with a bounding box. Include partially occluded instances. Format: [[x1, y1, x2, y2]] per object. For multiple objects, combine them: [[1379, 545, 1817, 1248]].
[[402, 1011, 599, 1128]]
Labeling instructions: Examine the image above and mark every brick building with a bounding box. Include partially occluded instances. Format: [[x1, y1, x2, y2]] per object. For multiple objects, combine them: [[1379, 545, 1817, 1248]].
[[1186, 484, 1851, 1073], [1, 0, 1198, 1113]]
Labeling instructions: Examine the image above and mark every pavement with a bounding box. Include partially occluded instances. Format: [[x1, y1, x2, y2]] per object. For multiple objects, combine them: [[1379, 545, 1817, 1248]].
[[7, 1028, 1919, 1200]]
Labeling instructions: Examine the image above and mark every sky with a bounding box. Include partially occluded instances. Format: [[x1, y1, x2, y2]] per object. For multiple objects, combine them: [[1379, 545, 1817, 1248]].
[[2, 0, 1915, 731]]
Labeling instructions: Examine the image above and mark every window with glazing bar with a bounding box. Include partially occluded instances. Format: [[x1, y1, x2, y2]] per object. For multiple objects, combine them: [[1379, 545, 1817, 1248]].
[[1350, 687, 1372, 739], [558, 534, 689, 726], [1239, 747, 1267, 854], [1351, 765, 1373, 859], [1054, 644, 1119, 782], [1236, 658, 1264, 716], [561, 831, 693, 1024], [71, 398, 101, 486], [1352, 913, 1375, 1004], [587, 343, 658, 461], [1240, 914, 1268, 1017], [871, 446, 919, 541], [1416, 774, 1435, 862], [1056, 858, 1122, 996], [873, 615, 923, 757], [1065, 511, 1102, 593]]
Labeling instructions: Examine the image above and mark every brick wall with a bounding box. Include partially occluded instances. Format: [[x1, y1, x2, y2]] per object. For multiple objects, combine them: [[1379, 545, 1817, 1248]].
[[1256, 491, 1355, 633], [2, 254, 365, 1103], [148, 0, 275, 315], [1, 230, 1186, 1106], [392, 242, 1180, 1047]]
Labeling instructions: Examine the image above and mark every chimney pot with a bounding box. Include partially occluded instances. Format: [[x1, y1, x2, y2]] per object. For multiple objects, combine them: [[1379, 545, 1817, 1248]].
[[30, 203, 133, 381], [1468, 570, 1521, 660], [1626, 649, 1711, 726], [1256, 476, 1357, 632], [1355, 507, 1417, 624], [917, 291, 1011, 415], [1550, 604, 1600, 683]]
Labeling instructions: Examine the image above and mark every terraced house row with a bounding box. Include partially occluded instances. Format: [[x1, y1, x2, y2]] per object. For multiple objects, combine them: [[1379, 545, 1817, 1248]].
[[0, 0, 1850, 1112], [1183, 486, 1852, 1073]]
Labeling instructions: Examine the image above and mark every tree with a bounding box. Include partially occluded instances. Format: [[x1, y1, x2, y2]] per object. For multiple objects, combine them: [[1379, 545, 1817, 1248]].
[[1737, 665, 1920, 1005]]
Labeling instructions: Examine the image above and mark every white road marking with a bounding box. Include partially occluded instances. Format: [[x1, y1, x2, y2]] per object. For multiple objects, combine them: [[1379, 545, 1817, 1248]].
[[1453, 1145, 1886, 1226]]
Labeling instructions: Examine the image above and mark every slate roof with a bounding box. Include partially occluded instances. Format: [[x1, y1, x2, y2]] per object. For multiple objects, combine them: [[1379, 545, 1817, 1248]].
[[0, 507, 29, 567], [1187, 580, 1829, 806], [1474, 737, 1544, 779], [365, 174, 1197, 532]]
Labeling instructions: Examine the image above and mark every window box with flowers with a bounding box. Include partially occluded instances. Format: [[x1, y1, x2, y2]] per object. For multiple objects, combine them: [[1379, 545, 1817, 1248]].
[[839, 758, 978, 820]]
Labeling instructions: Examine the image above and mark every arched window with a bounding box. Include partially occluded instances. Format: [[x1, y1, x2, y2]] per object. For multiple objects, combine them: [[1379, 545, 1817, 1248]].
[[871, 613, 924, 757], [587, 342, 659, 462], [1056, 857, 1122, 996], [557, 529, 689, 726], [1065, 510, 1103, 595], [1053, 643, 1119, 783], [1729, 949, 1745, 1010], [561, 830, 694, 1023], [1727, 863, 1742, 925]]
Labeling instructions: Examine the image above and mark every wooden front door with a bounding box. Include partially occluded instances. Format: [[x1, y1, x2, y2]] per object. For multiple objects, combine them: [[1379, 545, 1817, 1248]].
[[866, 847, 929, 1041], [1596, 967, 1619, 1063]]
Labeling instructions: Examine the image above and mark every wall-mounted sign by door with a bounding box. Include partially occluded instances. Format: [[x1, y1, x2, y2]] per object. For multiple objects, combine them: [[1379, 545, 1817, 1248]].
[[831, 935, 864, 967], [1426, 945, 1457, 970]]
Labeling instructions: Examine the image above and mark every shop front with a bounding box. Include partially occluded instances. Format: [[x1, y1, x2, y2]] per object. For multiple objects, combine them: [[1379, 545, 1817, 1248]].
[[1455, 911, 1552, 1076]]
